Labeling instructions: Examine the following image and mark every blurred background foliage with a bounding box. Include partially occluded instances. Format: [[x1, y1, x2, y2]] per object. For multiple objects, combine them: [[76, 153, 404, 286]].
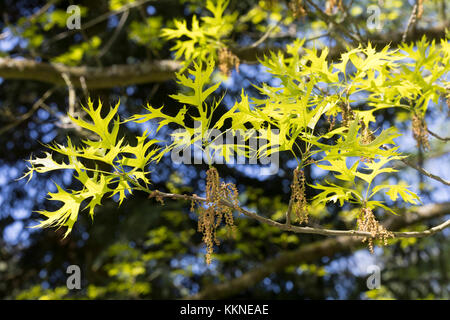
[[0, 0, 449, 299]]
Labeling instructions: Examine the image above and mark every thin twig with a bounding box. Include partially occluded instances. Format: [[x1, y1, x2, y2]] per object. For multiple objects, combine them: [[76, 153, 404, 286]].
[[402, 4, 418, 43], [0, 87, 55, 135], [427, 129, 450, 142], [37, 102, 91, 138], [79, 76, 89, 101], [303, 0, 359, 44], [98, 10, 130, 58], [28, 0, 57, 22], [393, 219, 450, 238], [61, 72, 76, 117], [381, 145, 450, 186], [250, 20, 282, 48], [400, 157, 450, 186], [149, 190, 450, 239], [43, 0, 152, 47]]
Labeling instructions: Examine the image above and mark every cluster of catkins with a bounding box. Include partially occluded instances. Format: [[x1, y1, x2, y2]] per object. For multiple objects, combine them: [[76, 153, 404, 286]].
[[289, 0, 307, 18], [412, 114, 430, 150], [193, 167, 238, 264], [339, 101, 355, 127], [357, 207, 394, 254], [290, 168, 309, 224], [360, 121, 376, 162], [325, 0, 344, 15], [218, 48, 240, 77]]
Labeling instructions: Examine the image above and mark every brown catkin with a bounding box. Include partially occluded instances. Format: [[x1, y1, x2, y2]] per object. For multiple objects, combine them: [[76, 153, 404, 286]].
[[446, 88, 450, 117], [325, 0, 344, 15], [326, 114, 336, 131], [195, 167, 238, 264], [412, 114, 430, 150], [150, 191, 165, 205], [339, 101, 355, 127], [447, 97, 450, 115], [357, 207, 394, 254], [417, 0, 424, 19], [218, 48, 240, 77], [360, 121, 375, 163], [290, 168, 308, 224], [289, 0, 307, 18]]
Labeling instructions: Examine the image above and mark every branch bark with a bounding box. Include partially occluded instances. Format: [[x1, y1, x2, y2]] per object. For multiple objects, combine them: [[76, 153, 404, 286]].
[[188, 201, 450, 299], [0, 25, 447, 88], [0, 57, 181, 88]]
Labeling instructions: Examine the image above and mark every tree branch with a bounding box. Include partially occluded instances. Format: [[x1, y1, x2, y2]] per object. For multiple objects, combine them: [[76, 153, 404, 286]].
[[400, 157, 450, 186], [303, 0, 360, 44], [0, 25, 447, 88], [60, 72, 76, 116], [149, 190, 450, 239], [427, 129, 450, 142], [188, 201, 450, 299], [0, 87, 55, 135], [0, 57, 180, 88], [402, 4, 419, 43], [381, 145, 450, 186]]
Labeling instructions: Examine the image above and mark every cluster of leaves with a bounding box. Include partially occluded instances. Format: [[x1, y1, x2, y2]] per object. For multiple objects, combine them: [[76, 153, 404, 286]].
[[53, 36, 102, 66], [23, 99, 161, 237], [129, 16, 164, 52], [161, 0, 238, 69], [23, 0, 450, 256]]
